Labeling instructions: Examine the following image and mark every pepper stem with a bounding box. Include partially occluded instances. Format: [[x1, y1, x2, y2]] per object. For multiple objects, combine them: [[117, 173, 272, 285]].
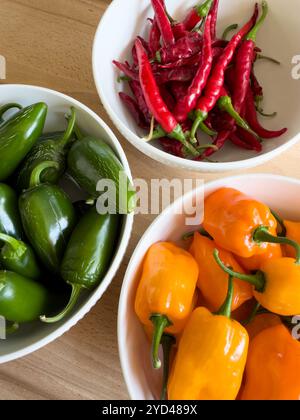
[[169, 124, 200, 157], [218, 96, 261, 140], [199, 122, 217, 137], [57, 107, 76, 148], [40, 284, 82, 324], [253, 226, 300, 264], [190, 110, 208, 142], [0, 233, 27, 258], [196, 0, 214, 18], [246, 1, 268, 42], [271, 210, 287, 237], [160, 334, 175, 400], [150, 314, 172, 370], [73, 123, 85, 141], [29, 161, 60, 188], [0, 103, 22, 122], [213, 249, 266, 292], [256, 54, 281, 65], [216, 275, 234, 318], [222, 23, 239, 40]]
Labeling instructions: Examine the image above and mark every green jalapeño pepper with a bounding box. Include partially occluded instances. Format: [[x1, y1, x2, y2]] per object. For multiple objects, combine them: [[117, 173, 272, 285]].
[[0, 102, 48, 181], [0, 183, 23, 240], [67, 125, 136, 214], [0, 233, 41, 280], [0, 271, 50, 324], [16, 107, 76, 191], [0, 103, 22, 126], [41, 206, 120, 323], [19, 161, 77, 274]]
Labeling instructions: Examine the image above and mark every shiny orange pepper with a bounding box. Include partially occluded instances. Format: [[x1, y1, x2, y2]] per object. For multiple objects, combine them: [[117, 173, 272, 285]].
[[189, 233, 252, 312], [135, 242, 198, 369], [241, 324, 300, 400], [168, 276, 249, 400], [236, 243, 282, 271], [215, 249, 300, 316], [203, 188, 277, 258], [283, 220, 300, 257]]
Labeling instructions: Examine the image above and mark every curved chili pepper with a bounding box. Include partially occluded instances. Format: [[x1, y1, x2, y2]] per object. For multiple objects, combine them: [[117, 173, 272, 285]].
[[236, 127, 263, 151], [149, 19, 161, 57], [0, 233, 41, 280], [229, 132, 257, 150], [119, 92, 149, 129], [222, 23, 239, 40], [0, 183, 23, 240], [190, 4, 259, 139], [113, 60, 139, 81], [179, 0, 214, 31], [168, 275, 249, 400], [135, 242, 199, 369], [173, 15, 213, 123], [157, 32, 202, 64], [151, 0, 174, 47], [209, 0, 219, 39], [135, 38, 199, 156], [245, 86, 287, 139], [129, 80, 151, 123]]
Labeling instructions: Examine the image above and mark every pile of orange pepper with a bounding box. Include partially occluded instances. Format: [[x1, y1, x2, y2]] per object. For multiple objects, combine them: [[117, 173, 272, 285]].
[[134, 187, 300, 400]]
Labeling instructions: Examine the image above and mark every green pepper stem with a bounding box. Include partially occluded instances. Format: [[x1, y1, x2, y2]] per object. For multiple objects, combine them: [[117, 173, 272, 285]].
[[190, 110, 208, 142], [196, 0, 214, 18], [0, 233, 27, 257], [246, 1, 268, 42], [160, 334, 175, 400], [57, 107, 76, 148], [73, 123, 85, 141], [40, 284, 82, 324], [257, 108, 277, 118], [29, 161, 60, 188], [218, 96, 261, 140], [170, 125, 200, 157], [213, 249, 266, 292], [271, 210, 287, 237], [0, 103, 22, 121], [216, 275, 234, 318], [256, 54, 281, 65], [150, 314, 172, 370], [242, 302, 261, 326], [253, 226, 300, 264], [199, 122, 217, 137], [222, 24, 239, 40]]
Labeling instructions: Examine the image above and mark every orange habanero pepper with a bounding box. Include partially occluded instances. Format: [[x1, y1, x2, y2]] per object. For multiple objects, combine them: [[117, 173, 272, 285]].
[[203, 188, 278, 258], [214, 236, 300, 316], [168, 276, 249, 400], [189, 233, 252, 312], [135, 242, 198, 369], [283, 220, 300, 258], [241, 324, 300, 400], [236, 243, 282, 272]]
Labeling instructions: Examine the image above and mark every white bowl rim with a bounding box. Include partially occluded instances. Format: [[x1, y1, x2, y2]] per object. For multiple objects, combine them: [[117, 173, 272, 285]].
[[0, 83, 134, 364], [92, 0, 300, 173], [118, 173, 300, 399]]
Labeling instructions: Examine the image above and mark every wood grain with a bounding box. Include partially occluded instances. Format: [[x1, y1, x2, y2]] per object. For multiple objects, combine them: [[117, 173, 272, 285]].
[[0, 0, 299, 400]]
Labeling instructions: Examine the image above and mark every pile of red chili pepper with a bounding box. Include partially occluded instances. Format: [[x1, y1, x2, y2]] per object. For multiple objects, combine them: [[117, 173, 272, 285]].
[[114, 0, 287, 161]]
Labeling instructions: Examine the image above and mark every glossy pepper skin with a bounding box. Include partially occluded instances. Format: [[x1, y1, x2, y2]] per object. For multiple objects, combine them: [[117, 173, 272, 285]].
[[0, 183, 23, 240], [168, 277, 249, 400], [236, 243, 282, 271], [19, 162, 76, 274], [135, 242, 198, 369], [0, 271, 50, 323], [241, 324, 300, 400], [189, 233, 252, 312], [203, 188, 277, 258], [151, 0, 174, 47], [282, 220, 300, 258], [67, 126, 136, 214], [16, 107, 76, 192], [0, 102, 48, 181], [41, 206, 120, 323], [0, 103, 22, 125], [0, 233, 41, 280]]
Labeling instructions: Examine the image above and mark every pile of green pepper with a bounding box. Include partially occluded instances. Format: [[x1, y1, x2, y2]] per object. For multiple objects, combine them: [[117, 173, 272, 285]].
[[0, 102, 135, 334]]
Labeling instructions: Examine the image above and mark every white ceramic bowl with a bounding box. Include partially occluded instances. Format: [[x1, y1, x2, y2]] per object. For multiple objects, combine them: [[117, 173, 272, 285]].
[[119, 174, 300, 399], [0, 84, 134, 363], [93, 0, 300, 172]]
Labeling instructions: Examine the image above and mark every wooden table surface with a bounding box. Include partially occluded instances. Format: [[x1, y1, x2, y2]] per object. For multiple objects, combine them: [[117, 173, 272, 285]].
[[0, 0, 299, 400]]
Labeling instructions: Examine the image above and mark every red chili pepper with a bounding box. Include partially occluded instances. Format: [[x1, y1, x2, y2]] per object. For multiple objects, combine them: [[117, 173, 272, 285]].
[[159, 84, 175, 112], [113, 60, 139, 81], [151, 0, 175, 47], [174, 15, 213, 123], [230, 132, 256, 150], [200, 129, 231, 159], [135, 38, 199, 156], [190, 4, 259, 140], [236, 127, 263, 151], [154, 52, 202, 70], [251, 70, 263, 101], [181, 0, 214, 31], [119, 93, 149, 129], [157, 32, 203, 64], [172, 23, 188, 41], [129, 80, 151, 123], [149, 19, 161, 57], [209, 0, 219, 39], [154, 66, 197, 85], [245, 86, 287, 139], [159, 137, 185, 158]]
